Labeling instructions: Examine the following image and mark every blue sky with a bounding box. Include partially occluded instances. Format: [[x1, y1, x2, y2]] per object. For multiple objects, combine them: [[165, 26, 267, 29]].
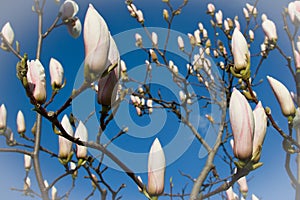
[[0, 0, 296, 199]]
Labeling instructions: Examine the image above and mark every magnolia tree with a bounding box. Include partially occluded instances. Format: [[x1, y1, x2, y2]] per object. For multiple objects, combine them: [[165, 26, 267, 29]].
[[0, 0, 299, 199]]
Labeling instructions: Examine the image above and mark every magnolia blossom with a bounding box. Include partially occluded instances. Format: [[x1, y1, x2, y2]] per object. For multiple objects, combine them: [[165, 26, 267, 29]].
[[74, 121, 88, 159], [225, 186, 235, 200], [243, 8, 249, 19], [67, 17, 82, 38], [49, 58, 64, 89], [51, 186, 57, 200], [0, 104, 7, 131], [261, 14, 277, 42], [24, 154, 32, 171], [97, 36, 120, 106], [135, 33, 143, 47], [127, 4, 137, 17], [267, 76, 296, 117], [177, 36, 184, 50], [27, 59, 47, 104], [91, 174, 98, 189], [163, 9, 169, 21], [237, 176, 248, 197], [1, 22, 14, 47], [188, 33, 196, 46], [202, 29, 208, 38], [44, 180, 49, 188], [147, 99, 153, 114], [149, 49, 158, 62], [120, 60, 127, 72], [198, 22, 204, 32], [59, 0, 79, 20], [246, 3, 257, 16], [16, 110, 26, 134], [231, 28, 250, 72], [234, 16, 240, 30], [152, 32, 158, 47], [207, 3, 215, 14], [224, 20, 230, 31], [215, 10, 223, 25], [24, 177, 31, 191], [136, 10, 144, 23], [252, 194, 260, 200], [194, 30, 201, 45], [252, 101, 267, 163], [58, 115, 74, 159], [148, 138, 166, 196], [249, 30, 254, 41], [84, 4, 110, 82], [70, 161, 78, 178], [288, 1, 300, 24], [229, 88, 254, 161]]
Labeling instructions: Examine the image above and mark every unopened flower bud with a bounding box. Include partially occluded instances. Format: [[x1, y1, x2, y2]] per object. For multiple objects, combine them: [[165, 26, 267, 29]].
[[136, 10, 144, 23], [194, 29, 201, 45], [17, 110, 26, 134], [24, 154, 32, 171], [67, 17, 82, 39], [267, 76, 296, 117], [243, 8, 249, 20], [1, 22, 14, 49], [59, 0, 79, 21], [177, 36, 184, 50], [135, 33, 143, 47], [207, 3, 215, 15], [49, 58, 64, 90], [51, 186, 57, 200], [163, 9, 169, 21], [215, 10, 223, 26], [152, 32, 158, 47], [148, 138, 166, 196], [149, 49, 158, 63], [249, 30, 254, 42], [198, 22, 204, 32], [202, 29, 208, 38], [75, 121, 88, 160]]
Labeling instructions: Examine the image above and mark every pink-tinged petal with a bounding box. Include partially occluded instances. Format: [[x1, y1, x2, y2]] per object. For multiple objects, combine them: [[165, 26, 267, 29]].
[[225, 185, 235, 200], [229, 88, 254, 161], [148, 138, 166, 196], [231, 28, 250, 71], [237, 176, 248, 198], [49, 58, 64, 89], [58, 115, 74, 158], [252, 101, 267, 162], [267, 76, 296, 117], [17, 110, 26, 134], [84, 4, 110, 81], [27, 59, 47, 104], [74, 121, 88, 159], [288, 2, 296, 23]]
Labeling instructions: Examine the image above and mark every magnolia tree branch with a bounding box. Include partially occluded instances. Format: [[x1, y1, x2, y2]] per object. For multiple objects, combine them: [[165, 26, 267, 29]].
[[190, 103, 227, 200]]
